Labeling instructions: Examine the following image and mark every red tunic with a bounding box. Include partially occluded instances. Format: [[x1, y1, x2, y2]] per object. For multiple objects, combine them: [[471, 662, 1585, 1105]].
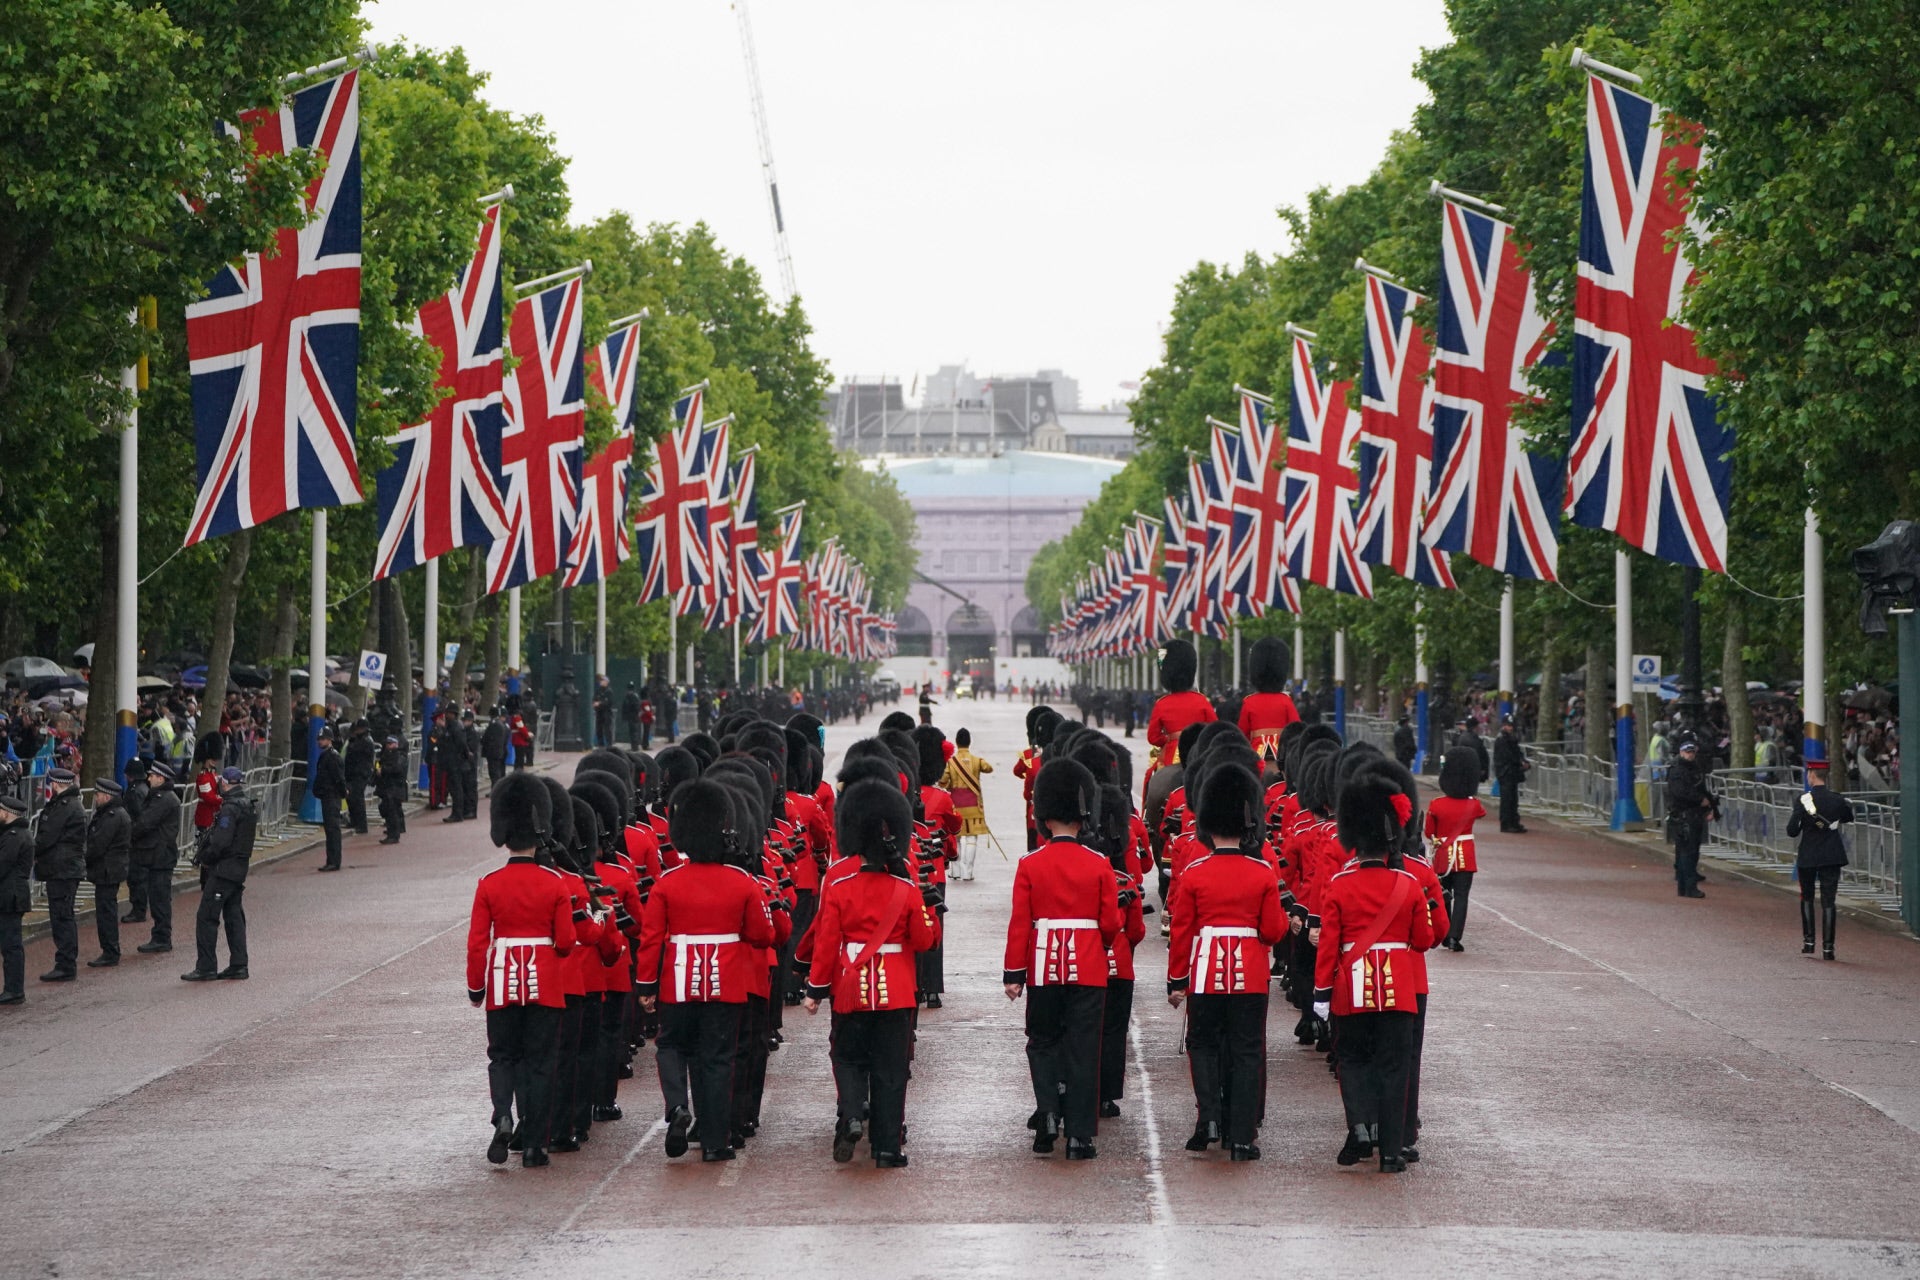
[[1003, 837, 1122, 987], [1167, 849, 1288, 994], [786, 790, 833, 891], [633, 862, 778, 1004], [624, 823, 663, 898], [1424, 796, 1486, 874], [1237, 691, 1301, 754], [592, 859, 645, 992], [1146, 691, 1216, 761], [805, 869, 941, 1010], [920, 785, 961, 885], [465, 858, 580, 1009], [812, 781, 836, 834], [1313, 863, 1435, 1015], [1106, 844, 1149, 982]]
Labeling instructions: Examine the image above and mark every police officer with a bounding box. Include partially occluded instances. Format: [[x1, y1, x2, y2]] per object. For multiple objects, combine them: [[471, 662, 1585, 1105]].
[[344, 719, 376, 834], [1492, 717, 1530, 833], [183, 767, 255, 981], [33, 768, 86, 982], [1788, 759, 1851, 960], [84, 777, 132, 967], [459, 709, 482, 820], [441, 710, 475, 823], [376, 736, 409, 844], [622, 681, 643, 749], [481, 709, 509, 787], [131, 762, 182, 954], [311, 724, 347, 870], [121, 763, 152, 924], [1665, 736, 1715, 899], [0, 795, 32, 1003]]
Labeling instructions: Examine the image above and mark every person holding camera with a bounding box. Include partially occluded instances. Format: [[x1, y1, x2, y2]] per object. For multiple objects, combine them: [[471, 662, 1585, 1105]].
[[33, 768, 86, 982], [182, 768, 256, 982], [1665, 736, 1717, 899], [802, 777, 941, 1168], [1788, 758, 1852, 960], [1002, 759, 1122, 1160], [1166, 762, 1288, 1161]]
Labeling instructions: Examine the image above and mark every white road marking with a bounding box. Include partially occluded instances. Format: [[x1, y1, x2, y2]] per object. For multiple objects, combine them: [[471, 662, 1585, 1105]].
[[558, 1117, 668, 1232], [1128, 1012, 1175, 1226]]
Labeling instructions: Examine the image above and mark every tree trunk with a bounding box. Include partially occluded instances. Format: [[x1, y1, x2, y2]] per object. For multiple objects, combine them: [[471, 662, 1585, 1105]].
[[198, 529, 253, 743], [346, 584, 380, 720], [391, 576, 414, 727], [1539, 634, 1562, 746], [268, 581, 297, 763], [82, 515, 118, 782], [444, 547, 482, 711], [1723, 597, 1753, 769], [480, 592, 502, 711], [1583, 643, 1608, 761]]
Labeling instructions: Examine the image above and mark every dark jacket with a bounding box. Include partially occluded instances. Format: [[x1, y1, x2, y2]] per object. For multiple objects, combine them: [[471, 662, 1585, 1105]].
[[1787, 786, 1852, 870], [197, 789, 257, 887], [438, 723, 474, 766], [1665, 755, 1714, 826], [460, 723, 481, 767], [1392, 724, 1416, 765], [1492, 732, 1527, 781], [129, 783, 182, 871], [32, 786, 86, 881], [375, 746, 409, 796], [344, 734, 376, 783], [480, 720, 508, 761], [85, 798, 131, 884], [311, 745, 347, 801], [0, 821, 33, 914], [1450, 729, 1489, 781]]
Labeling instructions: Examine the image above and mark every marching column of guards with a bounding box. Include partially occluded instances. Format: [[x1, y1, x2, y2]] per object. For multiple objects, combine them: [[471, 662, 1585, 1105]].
[[464, 639, 1478, 1173]]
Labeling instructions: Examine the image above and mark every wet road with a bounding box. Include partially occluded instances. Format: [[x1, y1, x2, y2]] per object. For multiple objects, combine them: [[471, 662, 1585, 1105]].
[[3, 699, 1919, 1278]]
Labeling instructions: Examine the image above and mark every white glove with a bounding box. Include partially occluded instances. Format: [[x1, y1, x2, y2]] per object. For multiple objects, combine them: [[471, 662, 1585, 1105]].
[[1312, 1001, 1330, 1021], [1799, 792, 1818, 816]]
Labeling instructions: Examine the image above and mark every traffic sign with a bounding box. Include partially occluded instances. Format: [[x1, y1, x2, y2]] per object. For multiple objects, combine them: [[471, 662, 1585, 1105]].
[[1631, 653, 1661, 693], [358, 649, 387, 691]]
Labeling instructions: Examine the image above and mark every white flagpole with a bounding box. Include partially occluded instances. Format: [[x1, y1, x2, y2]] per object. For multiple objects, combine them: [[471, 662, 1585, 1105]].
[[1414, 592, 1430, 772], [115, 355, 139, 781], [301, 510, 328, 822], [1334, 628, 1347, 737], [733, 615, 742, 686], [1292, 624, 1305, 691], [507, 586, 521, 690], [1803, 507, 1826, 774], [778, 636, 786, 688], [1611, 549, 1642, 827], [1498, 575, 1516, 722], [1232, 626, 1242, 689], [669, 604, 678, 686], [595, 577, 608, 690], [423, 557, 440, 703]]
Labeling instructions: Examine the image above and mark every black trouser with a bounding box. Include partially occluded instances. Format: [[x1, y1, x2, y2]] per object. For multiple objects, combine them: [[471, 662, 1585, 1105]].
[[640, 722, 652, 749], [1673, 817, 1704, 892], [486, 1003, 562, 1147], [1025, 984, 1104, 1140], [320, 797, 342, 867], [445, 766, 472, 822], [463, 766, 480, 819], [560, 992, 598, 1140], [916, 885, 945, 995], [147, 864, 175, 946], [1441, 870, 1474, 944], [346, 780, 369, 833], [379, 789, 406, 839], [731, 993, 771, 1135], [43, 878, 79, 973], [1404, 992, 1428, 1143], [782, 890, 817, 1001], [0, 911, 23, 995], [1099, 977, 1133, 1103], [656, 1000, 743, 1153], [487, 756, 506, 788], [831, 1007, 913, 1152], [1799, 863, 1841, 904], [194, 880, 247, 973], [1334, 1010, 1416, 1156], [1499, 774, 1522, 829], [92, 880, 121, 960], [126, 864, 148, 916], [626, 722, 641, 749], [1186, 991, 1268, 1145], [596, 989, 629, 1108]]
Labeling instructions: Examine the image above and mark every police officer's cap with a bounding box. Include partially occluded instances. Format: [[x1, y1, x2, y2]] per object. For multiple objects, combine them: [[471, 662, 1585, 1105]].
[[93, 777, 123, 796]]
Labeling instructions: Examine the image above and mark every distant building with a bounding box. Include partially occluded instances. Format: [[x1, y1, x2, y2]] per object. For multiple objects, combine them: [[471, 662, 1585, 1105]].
[[830, 366, 1131, 458]]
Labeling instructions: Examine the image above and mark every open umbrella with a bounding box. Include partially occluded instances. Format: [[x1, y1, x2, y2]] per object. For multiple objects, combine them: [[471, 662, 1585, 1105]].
[[228, 664, 270, 690], [180, 666, 208, 690], [72, 643, 95, 666], [135, 675, 173, 693], [1, 656, 67, 683]]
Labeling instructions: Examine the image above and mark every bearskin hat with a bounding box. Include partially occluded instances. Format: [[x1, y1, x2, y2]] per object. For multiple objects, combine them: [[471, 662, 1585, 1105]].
[[655, 746, 701, 801], [711, 754, 776, 837], [534, 776, 576, 869], [569, 796, 601, 866], [576, 767, 633, 823], [1357, 758, 1424, 857], [835, 777, 914, 870], [1031, 706, 1063, 749], [837, 754, 904, 792], [1195, 761, 1267, 849], [787, 711, 824, 744], [578, 749, 634, 792], [1273, 721, 1307, 778], [628, 752, 657, 805], [737, 723, 788, 774], [1248, 635, 1291, 694], [783, 728, 814, 791], [878, 730, 920, 784], [1094, 782, 1131, 867], [1032, 758, 1098, 828], [1069, 735, 1123, 787], [668, 778, 738, 864], [708, 774, 765, 861], [1295, 742, 1340, 817], [489, 772, 552, 850], [681, 732, 720, 768], [1175, 720, 1209, 769], [1025, 704, 1056, 745], [1440, 746, 1482, 800], [570, 777, 624, 856], [1338, 759, 1415, 857], [911, 726, 947, 787], [1160, 638, 1198, 693], [879, 710, 917, 734], [1333, 741, 1387, 805]]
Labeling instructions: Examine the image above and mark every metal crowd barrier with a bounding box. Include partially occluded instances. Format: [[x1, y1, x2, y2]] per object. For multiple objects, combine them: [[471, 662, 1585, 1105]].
[[536, 710, 555, 754], [1345, 711, 1395, 756]]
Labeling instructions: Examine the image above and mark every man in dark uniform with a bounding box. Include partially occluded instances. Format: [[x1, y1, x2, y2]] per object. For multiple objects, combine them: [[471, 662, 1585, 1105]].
[[622, 681, 643, 749], [344, 719, 376, 834], [1788, 759, 1852, 960], [33, 768, 86, 982], [84, 777, 132, 967], [1492, 717, 1529, 833], [0, 795, 31, 1003], [593, 675, 614, 748], [460, 709, 483, 819], [376, 736, 409, 844], [425, 710, 449, 811], [481, 709, 509, 788], [121, 764, 152, 923], [441, 711, 475, 824], [1449, 717, 1489, 782], [131, 762, 182, 954], [311, 724, 347, 870], [1392, 716, 1416, 769], [1664, 736, 1715, 899], [183, 767, 255, 981]]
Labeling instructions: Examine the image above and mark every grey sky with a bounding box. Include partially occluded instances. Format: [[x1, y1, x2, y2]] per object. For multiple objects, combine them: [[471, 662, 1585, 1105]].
[[365, 0, 1452, 408]]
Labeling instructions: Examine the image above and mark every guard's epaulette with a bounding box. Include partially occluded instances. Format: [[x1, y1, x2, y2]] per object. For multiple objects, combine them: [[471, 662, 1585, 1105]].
[[725, 863, 757, 880], [1187, 854, 1214, 873], [657, 861, 686, 879]]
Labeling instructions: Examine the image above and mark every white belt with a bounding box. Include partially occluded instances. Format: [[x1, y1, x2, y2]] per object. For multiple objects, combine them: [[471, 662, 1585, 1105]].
[[844, 941, 903, 960], [1034, 918, 1099, 986], [668, 932, 742, 1002], [488, 936, 553, 1005], [1341, 941, 1408, 1006], [1192, 926, 1259, 994]]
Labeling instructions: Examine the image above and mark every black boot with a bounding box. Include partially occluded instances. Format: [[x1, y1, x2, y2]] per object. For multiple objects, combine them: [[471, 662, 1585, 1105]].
[[1185, 1120, 1221, 1152], [1801, 898, 1816, 954], [833, 1118, 862, 1164], [1823, 903, 1838, 961], [1337, 1126, 1371, 1166], [488, 1116, 514, 1165], [1031, 1112, 1059, 1154]]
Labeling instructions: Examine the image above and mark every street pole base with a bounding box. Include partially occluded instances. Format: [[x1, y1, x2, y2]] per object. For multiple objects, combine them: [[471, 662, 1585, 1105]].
[[1610, 797, 1645, 831]]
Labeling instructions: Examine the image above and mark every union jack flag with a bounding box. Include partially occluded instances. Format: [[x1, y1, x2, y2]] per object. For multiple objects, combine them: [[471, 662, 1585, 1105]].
[[1427, 200, 1563, 581], [373, 203, 508, 580], [562, 316, 644, 587], [1197, 444, 1237, 638], [693, 416, 735, 626], [184, 70, 363, 547], [750, 506, 803, 644], [1283, 335, 1372, 599], [634, 385, 714, 603], [1568, 75, 1731, 572], [1227, 389, 1297, 612], [1187, 453, 1233, 637], [728, 450, 766, 616], [1355, 273, 1455, 590], [485, 277, 585, 593], [1161, 489, 1197, 625]]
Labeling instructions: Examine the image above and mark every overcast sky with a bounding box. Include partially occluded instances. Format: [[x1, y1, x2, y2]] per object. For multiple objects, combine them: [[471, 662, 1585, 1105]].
[[365, 0, 1453, 408]]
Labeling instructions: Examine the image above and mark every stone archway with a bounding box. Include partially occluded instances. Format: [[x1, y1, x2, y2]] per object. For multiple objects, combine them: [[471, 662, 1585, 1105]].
[[945, 602, 996, 670], [1009, 604, 1045, 659], [894, 605, 933, 657]]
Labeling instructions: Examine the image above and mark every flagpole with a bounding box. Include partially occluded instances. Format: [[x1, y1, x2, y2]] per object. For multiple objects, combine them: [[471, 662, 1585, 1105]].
[[301, 510, 328, 823], [115, 302, 152, 783], [1611, 549, 1643, 828], [507, 585, 522, 699], [669, 604, 678, 686], [595, 577, 608, 695], [1232, 627, 1242, 690], [1803, 507, 1825, 776], [778, 636, 786, 688], [1333, 628, 1347, 738], [420, 557, 439, 790], [1291, 624, 1304, 694], [1498, 575, 1516, 724], [1414, 592, 1430, 772], [732, 615, 741, 687]]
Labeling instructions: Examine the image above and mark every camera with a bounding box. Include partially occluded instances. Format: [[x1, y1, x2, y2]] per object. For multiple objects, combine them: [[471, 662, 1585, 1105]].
[[1852, 520, 1920, 636]]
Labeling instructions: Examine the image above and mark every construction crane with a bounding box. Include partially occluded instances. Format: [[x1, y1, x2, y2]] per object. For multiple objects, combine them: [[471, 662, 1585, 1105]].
[[733, 1, 797, 303]]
